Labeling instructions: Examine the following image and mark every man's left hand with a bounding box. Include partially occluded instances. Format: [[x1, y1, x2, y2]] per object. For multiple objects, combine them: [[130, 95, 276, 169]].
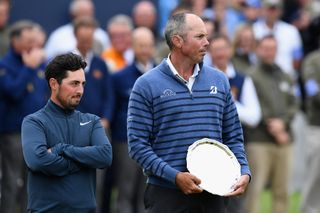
[[224, 174, 250, 197]]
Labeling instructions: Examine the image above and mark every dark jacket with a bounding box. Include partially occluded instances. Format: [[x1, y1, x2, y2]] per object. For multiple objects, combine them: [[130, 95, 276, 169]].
[[0, 48, 48, 133], [77, 55, 113, 121], [21, 100, 112, 212], [246, 62, 297, 143], [110, 62, 156, 142]]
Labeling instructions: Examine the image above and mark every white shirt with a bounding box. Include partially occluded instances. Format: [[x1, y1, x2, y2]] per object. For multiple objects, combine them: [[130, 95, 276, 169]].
[[226, 63, 261, 127], [136, 61, 154, 74], [253, 20, 303, 78], [45, 23, 110, 60], [166, 56, 200, 92]]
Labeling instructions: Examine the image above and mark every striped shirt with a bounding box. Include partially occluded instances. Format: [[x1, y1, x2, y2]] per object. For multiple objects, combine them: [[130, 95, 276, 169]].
[[127, 60, 250, 188]]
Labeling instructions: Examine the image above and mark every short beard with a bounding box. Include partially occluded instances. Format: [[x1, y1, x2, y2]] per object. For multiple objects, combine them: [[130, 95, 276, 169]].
[[56, 93, 79, 110]]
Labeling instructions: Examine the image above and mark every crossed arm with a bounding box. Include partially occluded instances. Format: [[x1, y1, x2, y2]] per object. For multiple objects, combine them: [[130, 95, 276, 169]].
[[22, 116, 112, 176]]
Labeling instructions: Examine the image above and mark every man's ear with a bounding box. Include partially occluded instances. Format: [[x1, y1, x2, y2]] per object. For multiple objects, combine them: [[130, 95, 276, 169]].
[[172, 34, 184, 49], [49, 78, 58, 91]]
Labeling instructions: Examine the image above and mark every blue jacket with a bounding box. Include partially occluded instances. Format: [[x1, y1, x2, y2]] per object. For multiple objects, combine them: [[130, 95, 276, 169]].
[[21, 100, 112, 212], [229, 71, 245, 101], [77, 55, 113, 121], [0, 48, 48, 133], [127, 60, 250, 188], [110, 63, 155, 142]]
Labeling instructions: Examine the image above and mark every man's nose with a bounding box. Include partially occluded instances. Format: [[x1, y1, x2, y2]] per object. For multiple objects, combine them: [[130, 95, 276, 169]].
[[77, 84, 85, 95]]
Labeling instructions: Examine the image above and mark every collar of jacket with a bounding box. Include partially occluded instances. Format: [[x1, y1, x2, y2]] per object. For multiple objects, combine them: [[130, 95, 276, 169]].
[[46, 99, 75, 117], [258, 61, 281, 73]]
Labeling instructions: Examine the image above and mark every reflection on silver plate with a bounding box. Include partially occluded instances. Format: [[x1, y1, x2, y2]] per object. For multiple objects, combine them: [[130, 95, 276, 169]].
[[186, 138, 240, 196]]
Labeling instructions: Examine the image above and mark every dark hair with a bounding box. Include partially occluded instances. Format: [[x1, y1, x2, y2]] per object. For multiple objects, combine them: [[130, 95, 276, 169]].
[[164, 12, 188, 50], [45, 52, 87, 86], [9, 20, 35, 40]]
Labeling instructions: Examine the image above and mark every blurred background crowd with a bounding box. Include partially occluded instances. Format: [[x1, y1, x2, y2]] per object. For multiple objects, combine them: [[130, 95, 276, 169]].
[[1, 0, 320, 212]]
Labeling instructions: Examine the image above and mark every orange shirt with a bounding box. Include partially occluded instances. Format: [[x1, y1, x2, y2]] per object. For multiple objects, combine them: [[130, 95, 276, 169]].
[[101, 47, 126, 72]]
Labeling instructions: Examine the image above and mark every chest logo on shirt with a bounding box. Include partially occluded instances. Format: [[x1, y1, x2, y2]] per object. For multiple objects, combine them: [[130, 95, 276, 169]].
[[160, 89, 176, 98], [37, 70, 45, 79], [210, 86, 218, 94], [80, 121, 92, 126], [93, 69, 103, 79], [27, 83, 34, 93]]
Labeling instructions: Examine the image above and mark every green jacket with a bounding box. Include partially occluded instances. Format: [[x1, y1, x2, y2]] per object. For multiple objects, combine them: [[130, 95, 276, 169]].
[[246, 62, 298, 143], [302, 50, 320, 126], [232, 52, 253, 75]]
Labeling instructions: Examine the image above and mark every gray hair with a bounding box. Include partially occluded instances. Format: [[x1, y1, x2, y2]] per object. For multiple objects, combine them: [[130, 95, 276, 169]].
[[164, 12, 187, 50], [9, 20, 35, 40], [107, 14, 133, 32]]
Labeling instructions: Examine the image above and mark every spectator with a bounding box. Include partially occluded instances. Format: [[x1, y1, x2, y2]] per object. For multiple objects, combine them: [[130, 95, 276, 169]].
[[101, 14, 133, 73], [231, 24, 257, 74], [72, 16, 113, 212], [33, 23, 47, 49], [45, 0, 109, 59], [252, 0, 306, 197], [73, 16, 112, 131], [21, 52, 112, 212], [300, 49, 320, 213], [0, 0, 10, 57], [243, 0, 262, 24], [0, 20, 48, 213], [110, 27, 156, 213], [127, 12, 250, 212], [252, 0, 303, 78], [209, 34, 261, 129], [244, 35, 298, 213], [132, 0, 158, 40]]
